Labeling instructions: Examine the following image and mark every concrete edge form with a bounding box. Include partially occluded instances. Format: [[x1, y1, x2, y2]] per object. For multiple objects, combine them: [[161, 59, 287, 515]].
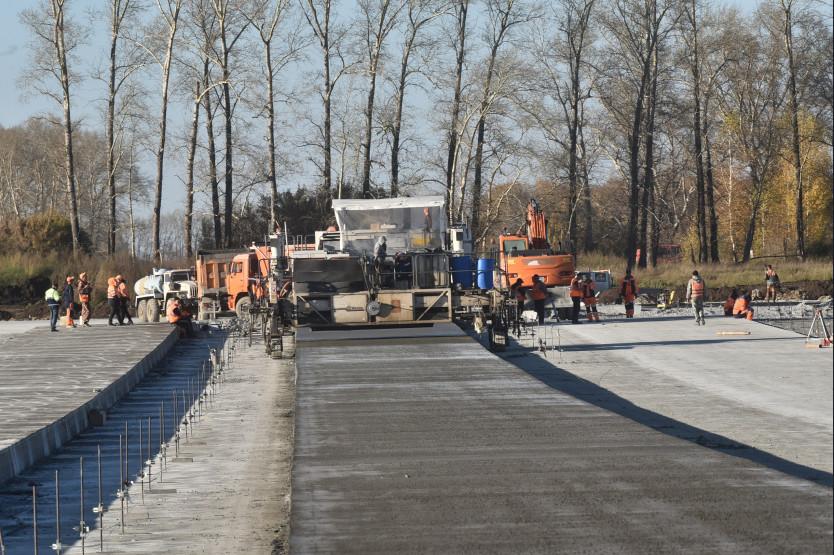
[[0, 329, 179, 485]]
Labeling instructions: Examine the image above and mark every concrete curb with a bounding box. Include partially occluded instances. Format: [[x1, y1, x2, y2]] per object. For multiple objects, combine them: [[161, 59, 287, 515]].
[[0, 329, 178, 485]]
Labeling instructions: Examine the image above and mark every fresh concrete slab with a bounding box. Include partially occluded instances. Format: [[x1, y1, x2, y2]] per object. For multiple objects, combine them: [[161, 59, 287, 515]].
[[291, 328, 832, 554], [514, 315, 833, 475], [0, 322, 177, 485]]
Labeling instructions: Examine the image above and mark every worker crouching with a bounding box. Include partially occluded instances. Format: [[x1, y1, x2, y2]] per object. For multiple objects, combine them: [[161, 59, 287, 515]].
[[733, 291, 754, 321], [166, 298, 194, 338], [582, 276, 600, 322]]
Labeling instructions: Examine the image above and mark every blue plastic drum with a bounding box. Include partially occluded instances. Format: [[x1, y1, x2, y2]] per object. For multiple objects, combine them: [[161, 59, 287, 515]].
[[450, 256, 474, 288], [476, 258, 495, 290]]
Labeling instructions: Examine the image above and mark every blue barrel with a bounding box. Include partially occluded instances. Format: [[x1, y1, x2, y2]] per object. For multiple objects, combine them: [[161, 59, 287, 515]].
[[476, 258, 495, 290], [450, 256, 474, 288]]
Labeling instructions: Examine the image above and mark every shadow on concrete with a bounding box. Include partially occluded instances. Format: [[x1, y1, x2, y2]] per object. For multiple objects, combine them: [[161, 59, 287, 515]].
[[561, 336, 799, 351], [499, 344, 833, 488]]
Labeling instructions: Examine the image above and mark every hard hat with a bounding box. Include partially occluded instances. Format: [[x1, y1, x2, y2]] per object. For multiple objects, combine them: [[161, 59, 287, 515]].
[[116, 274, 123, 281], [79, 272, 87, 280]]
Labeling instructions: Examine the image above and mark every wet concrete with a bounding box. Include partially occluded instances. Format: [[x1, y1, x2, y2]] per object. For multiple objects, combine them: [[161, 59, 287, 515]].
[[291, 324, 832, 554]]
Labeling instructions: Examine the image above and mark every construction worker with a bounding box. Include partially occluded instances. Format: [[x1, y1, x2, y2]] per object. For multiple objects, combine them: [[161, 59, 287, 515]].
[[733, 291, 755, 320], [116, 275, 134, 325], [620, 270, 638, 318], [582, 276, 600, 322], [166, 297, 193, 337], [510, 278, 526, 319], [569, 272, 583, 324], [686, 270, 706, 326], [723, 289, 738, 316], [61, 275, 76, 328], [765, 264, 780, 303], [530, 274, 548, 325], [107, 276, 121, 326], [44, 281, 61, 332], [78, 272, 92, 327]]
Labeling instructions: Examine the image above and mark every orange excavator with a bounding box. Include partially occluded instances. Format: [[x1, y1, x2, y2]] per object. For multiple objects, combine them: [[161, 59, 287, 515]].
[[497, 199, 575, 288]]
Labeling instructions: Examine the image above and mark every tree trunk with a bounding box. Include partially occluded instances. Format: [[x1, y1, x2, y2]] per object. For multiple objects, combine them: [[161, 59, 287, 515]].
[[221, 42, 234, 247], [784, 4, 805, 259], [106, 1, 120, 255], [202, 65, 222, 248], [472, 37, 501, 240], [265, 42, 278, 230], [391, 31, 417, 196], [322, 34, 332, 194], [55, 1, 80, 254], [704, 131, 719, 261], [445, 1, 468, 222], [184, 80, 201, 259], [151, 4, 180, 265], [643, 40, 659, 268], [579, 127, 594, 251], [361, 55, 379, 198]]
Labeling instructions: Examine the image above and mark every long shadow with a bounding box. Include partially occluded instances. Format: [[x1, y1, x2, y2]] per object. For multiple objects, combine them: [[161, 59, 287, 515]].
[[499, 343, 833, 488]]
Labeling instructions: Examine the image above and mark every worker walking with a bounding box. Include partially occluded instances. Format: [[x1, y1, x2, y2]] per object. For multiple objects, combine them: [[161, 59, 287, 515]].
[[62, 275, 76, 328], [107, 277, 121, 326], [45, 281, 61, 332], [78, 272, 92, 327], [569, 272, 583, 324], [582, 276, 599, 322], [620, 270, 638, 318], [733, 291, 755, 320], [765, 264, 780, 303], [686, 270, 706, 325], [530, 274, 548, 325], [116, 275, 134, 325]]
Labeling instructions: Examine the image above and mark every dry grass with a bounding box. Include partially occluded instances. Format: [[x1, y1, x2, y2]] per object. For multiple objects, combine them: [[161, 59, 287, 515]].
[[576, 252, 833, 289]]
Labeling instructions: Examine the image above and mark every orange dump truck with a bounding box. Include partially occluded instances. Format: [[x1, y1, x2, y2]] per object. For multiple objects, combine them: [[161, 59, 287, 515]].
[[195, 247, 274, 318]]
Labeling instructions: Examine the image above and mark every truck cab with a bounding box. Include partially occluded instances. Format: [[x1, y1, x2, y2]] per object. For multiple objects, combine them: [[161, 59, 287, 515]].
[[497, 235, 574, 288], [226, 247, 272, 317]]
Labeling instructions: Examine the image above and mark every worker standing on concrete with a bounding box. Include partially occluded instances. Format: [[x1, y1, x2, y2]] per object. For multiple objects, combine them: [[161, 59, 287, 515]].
[[686, 270, 706, 326], [107, 276, 122, 326], [530, 274, 548, 325], [733, 291, 755, 320], [510, 278, 526, 320], [569, 272, 583, 324], [765, 265, 780, 303], [116, 275, 134, 325], [62, 275, 76, 328], [582, 276, 600, 322], [723, 289, 738, 316], [78, 272, 92, 327], [620, 270, 638, 318], [44, 281, 61, 332]]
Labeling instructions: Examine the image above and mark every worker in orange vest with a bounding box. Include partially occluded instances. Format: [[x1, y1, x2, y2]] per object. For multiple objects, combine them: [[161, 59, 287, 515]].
[[733, 291, 754, 320], [166, 298, 194, 337], [723, 289, 738, 316], [107, 277, 121, 326], [510, 278, 526, 320], [78, 272, 92, 327], [620, 270, 638, 318], [116, 275, 134, 325], [569, 272, 583, 324], [686, 270, 706, 326], [530, 274, 548, 325], [582, 276, 599, 322]]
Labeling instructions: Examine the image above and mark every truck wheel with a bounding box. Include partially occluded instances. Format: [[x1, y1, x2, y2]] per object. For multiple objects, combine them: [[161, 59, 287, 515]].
[[147, 299, 160, 322], [137, 299, 148, 322], [235, 297, 251, 320]]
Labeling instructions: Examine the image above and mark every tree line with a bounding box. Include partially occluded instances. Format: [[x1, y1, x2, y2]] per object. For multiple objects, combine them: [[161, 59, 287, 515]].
[[0, 0, 830, 268]]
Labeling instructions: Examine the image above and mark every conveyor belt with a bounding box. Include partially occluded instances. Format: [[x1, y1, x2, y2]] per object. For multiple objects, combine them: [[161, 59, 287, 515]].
[[290, 324, 832, 553]]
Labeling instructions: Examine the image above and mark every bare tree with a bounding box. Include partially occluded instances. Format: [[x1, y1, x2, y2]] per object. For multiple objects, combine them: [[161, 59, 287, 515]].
[[358, 0, 404, 198], [444, 0, 469, 220], [20, 0, 84, 254], [470, 0, 528, 238], [388, 0, 445, 196]]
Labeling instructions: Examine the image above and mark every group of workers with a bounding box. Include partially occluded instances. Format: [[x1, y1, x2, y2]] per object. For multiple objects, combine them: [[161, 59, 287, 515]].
[[44, 273, 132, 331]]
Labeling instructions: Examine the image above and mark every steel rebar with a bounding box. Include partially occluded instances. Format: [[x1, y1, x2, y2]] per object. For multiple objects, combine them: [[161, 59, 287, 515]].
[[118, 435, 124, 534], [53, 470, 61, 554], [96, 444, 103, 552], [32, 485, 38, 555]]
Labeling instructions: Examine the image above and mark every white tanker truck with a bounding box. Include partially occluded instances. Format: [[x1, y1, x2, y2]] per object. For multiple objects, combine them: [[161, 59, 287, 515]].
[[133, 268, 198, 322]]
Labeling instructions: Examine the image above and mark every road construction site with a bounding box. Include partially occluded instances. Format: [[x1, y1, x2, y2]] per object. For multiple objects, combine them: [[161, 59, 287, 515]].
[[0, 307, 831, 554]]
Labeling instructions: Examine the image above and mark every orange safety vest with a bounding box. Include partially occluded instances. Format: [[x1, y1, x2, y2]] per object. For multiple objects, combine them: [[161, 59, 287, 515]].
[[582, 281, 596, 304], [166, 300, 180, 323], [530, 282, 547, 301], [107, 278, 117, 299], [569, 277, 583, 298], [117, 282, 129, 299], [689, 278, 704, 299], [621, 277, 637, 301], [732, 297, 749, 315], [79, 281, 91, 303]]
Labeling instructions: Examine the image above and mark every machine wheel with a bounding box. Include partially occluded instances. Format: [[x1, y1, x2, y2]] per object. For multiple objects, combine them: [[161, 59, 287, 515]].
[[235, 297, 251, 320], [137, 299, 148, 322], [147, 299, 160, 322]]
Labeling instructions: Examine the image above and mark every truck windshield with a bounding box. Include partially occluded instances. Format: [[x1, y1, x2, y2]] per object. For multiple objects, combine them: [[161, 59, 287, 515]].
[[169, 271, 192, 282]]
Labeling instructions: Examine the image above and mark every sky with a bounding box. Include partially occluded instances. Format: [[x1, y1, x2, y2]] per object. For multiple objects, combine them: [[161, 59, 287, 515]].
[[0, 0, 787, 219]]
